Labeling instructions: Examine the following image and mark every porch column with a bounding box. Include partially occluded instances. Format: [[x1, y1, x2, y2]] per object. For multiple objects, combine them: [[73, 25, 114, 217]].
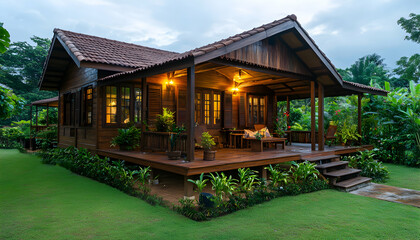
[[46, 103, 50, 127], [35, 105, 38, 127], [184, 175, 194, 199], [318, 83, 324, 151], [141, 77, 147, 150], [310, 81, 316, 151], [358, 93, 363, 144], [286, 96, 290, 127], [29, 105, 33, 150], [186, 66, 195, 161]]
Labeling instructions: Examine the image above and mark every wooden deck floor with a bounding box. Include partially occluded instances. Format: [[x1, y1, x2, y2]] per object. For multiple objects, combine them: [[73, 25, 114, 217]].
[[97, 144, 373, 176]]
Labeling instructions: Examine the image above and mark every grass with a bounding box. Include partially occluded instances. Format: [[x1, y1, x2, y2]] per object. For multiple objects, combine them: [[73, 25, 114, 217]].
[[0, 149, 419, 240], [383, 163, 420, 191]]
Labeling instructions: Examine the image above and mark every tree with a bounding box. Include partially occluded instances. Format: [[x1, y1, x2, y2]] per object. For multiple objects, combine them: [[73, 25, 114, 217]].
[[0, 86, 24, 120], [0, 36, 56, 123], [340, 54, 390, 87], [0, 23, 10, 53], [398, 13, 420, 44], [393, 54, 420, 87]]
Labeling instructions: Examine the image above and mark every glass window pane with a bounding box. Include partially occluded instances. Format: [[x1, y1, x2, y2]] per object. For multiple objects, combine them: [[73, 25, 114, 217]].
[[213, 93, 221, 124], [121, 87, 130, 123], [204, 93, 210, 125], [134, 88, 142, 123], [195, 92, 201, 124], [105, 86, 117, 123]]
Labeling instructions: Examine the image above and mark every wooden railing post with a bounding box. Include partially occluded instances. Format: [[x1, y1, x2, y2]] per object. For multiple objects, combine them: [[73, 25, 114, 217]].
[[141, 77, 147, 150], [310, 81, 316, 151], [358, 93, 363, 145], [318, 83, 324, 150], [186, 66, 195, 161]]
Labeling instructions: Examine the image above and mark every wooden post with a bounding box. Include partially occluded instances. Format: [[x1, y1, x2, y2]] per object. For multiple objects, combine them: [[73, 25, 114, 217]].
[[184, 175, 194, 198], [186, 66, 195, 161], [260, 166, 267, 180], [29, 105, 33, 150], [141, 77, 147, 150], [35, 105, 38, 127], [286, 96, 290, 127], [358, 93, 363, 145], [318, 83, 324, 151], [310, 81, 316, 151], [46, 104, 50, 127]]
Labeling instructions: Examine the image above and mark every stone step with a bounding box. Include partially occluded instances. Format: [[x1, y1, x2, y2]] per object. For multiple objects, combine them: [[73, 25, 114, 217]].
[[323, 168, 361, 178], [316, 161, 348, 170], [334, 176, 371, 190], [303, 154, 340, 164]]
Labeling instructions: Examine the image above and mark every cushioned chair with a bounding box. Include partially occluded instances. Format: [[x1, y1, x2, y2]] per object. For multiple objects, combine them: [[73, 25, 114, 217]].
[[254, 124, 266, 131]]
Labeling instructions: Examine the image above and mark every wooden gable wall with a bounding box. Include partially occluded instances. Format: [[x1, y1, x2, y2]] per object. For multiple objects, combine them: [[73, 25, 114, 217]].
[[222, 36, 312, 76]]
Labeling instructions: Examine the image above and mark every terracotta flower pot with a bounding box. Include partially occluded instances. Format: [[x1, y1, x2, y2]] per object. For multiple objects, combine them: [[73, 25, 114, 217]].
[[203, 150, 216, 161], [167, 151, 181, 160]]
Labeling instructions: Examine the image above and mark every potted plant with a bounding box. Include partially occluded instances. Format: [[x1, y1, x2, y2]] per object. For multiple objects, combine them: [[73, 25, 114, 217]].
[[201, 131, 216, 161], [167, 125, 185, 160], [110, 125, 141, 151], [155, 108, 175, 132]]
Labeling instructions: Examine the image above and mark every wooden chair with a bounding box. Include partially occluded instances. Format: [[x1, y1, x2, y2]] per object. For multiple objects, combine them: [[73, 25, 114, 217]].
[[194, 125, 221, 149], [325, 125, 337, 146], [254, 124, 266, 131]]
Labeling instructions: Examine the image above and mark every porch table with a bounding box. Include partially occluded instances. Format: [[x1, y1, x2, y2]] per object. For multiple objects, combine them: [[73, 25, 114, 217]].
[[245, 137, 287, 152]]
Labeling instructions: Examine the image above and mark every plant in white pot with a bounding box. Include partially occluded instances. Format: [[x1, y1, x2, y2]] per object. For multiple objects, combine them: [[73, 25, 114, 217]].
[[201, 131, 216, 161]]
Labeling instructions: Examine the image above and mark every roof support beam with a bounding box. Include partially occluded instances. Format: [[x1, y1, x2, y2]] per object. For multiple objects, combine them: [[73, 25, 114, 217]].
[[186, 66, 195, 162]]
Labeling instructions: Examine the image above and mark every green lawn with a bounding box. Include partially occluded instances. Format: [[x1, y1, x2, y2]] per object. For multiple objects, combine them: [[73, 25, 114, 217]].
[[384, 163, 420, 191], [1, 149, 419, 240]]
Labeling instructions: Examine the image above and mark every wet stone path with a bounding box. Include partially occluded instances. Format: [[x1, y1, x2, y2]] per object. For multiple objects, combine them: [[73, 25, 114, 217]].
[[350, 183, 420, 208]]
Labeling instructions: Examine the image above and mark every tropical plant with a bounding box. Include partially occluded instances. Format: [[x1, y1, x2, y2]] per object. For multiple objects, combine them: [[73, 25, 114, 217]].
[[274, 102, 288, 136], [169, 125, 185, 151], [0, 22, 10, 53], [344, 150, 390, 182], [188, 173, 208, 194], [265, 165, 289, 188], [237, 168, 260, 193], [289, 161, 320, 183], [155, 108, 175, 132], [110, 125, 141, 150], [134, 166, 151, 193], [336, 121, 361, 145], [208, 172, 237, 202], [200, 131, 215, 151]]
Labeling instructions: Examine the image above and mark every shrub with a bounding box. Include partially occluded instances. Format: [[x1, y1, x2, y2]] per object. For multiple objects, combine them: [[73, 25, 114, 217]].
[[344, 150, 390, 182], [110, 125, 141, 150], [289, 161, 320, 183], [0, 127, 25, 149], [36, 126, 57, 150], [155, 108, 175, 132], [200, 132, 215, 150]]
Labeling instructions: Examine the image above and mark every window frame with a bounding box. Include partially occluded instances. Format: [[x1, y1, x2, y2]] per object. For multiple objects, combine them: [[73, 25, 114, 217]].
[[81, 86, 93, 126], [194, 88, 222, 128], [103, 84, 142, 127], [247, 94, 266, 126]]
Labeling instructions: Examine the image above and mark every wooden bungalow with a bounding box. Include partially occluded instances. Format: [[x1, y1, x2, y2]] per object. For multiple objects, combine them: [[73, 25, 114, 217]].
[[39, 15, 387, 197]]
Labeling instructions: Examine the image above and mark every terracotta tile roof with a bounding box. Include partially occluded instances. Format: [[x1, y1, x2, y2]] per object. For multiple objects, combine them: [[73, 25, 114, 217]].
[[99, 15, 296, 81], [343, 80, 388, 94], [54, 29, 179, 68]]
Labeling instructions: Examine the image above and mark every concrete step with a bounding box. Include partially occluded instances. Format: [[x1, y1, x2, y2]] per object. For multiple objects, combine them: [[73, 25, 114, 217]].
[[334, 176, 371, 191]]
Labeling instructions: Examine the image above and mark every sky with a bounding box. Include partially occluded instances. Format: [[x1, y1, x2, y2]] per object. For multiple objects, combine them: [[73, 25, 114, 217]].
[[1, 0, 419, 70]]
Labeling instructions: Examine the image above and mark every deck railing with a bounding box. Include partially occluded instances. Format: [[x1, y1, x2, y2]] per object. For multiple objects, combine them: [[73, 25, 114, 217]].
[[290, 131, 319, 143], [142, 131, 187, 153]]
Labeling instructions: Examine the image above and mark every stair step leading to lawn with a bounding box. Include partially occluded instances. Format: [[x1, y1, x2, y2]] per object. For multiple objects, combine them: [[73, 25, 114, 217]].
[[323, 168, 361, 178], [303, 154, 340, 164], [334, 176, 372, 191], [316, 161, 348, 170]]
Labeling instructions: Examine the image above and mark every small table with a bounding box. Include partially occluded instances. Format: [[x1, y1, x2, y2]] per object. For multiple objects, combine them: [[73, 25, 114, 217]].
[[230, 133, 245, 148], [245, 137, 287, 152]]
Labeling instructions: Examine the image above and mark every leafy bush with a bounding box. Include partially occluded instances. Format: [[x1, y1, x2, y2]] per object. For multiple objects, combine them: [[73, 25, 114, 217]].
[[110, 125, 141, 150], [200, 131, 215, 150], [343, 150, 390, 182], [0, 127, 25, 149], [36, 126, 57, 150], [179, 167, 329, 221], [155, 108, 175, 132], [289, 161, 320, 183]]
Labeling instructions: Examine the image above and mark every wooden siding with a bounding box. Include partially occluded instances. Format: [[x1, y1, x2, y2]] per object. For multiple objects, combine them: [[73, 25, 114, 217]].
[[222, 36, 311, 76]]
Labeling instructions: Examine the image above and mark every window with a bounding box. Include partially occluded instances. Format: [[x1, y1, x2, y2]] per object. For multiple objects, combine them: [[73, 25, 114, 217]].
[[248, 95, 265, 125], [82, 86, 93, 125], [194, 89, 221, 127], [213, 93, 221, 124], [121, 87, 130, 123], [195, 92, 201, 123], [105, 86, 117, 124], [63, 93, 75, 125], [105, 85, 141, 125], [134, 88, 142, 123], [204, 93, 210, 125]]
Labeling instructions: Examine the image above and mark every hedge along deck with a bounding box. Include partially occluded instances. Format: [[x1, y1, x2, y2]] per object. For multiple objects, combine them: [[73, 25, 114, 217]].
[[97, 144, 373, 196]]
